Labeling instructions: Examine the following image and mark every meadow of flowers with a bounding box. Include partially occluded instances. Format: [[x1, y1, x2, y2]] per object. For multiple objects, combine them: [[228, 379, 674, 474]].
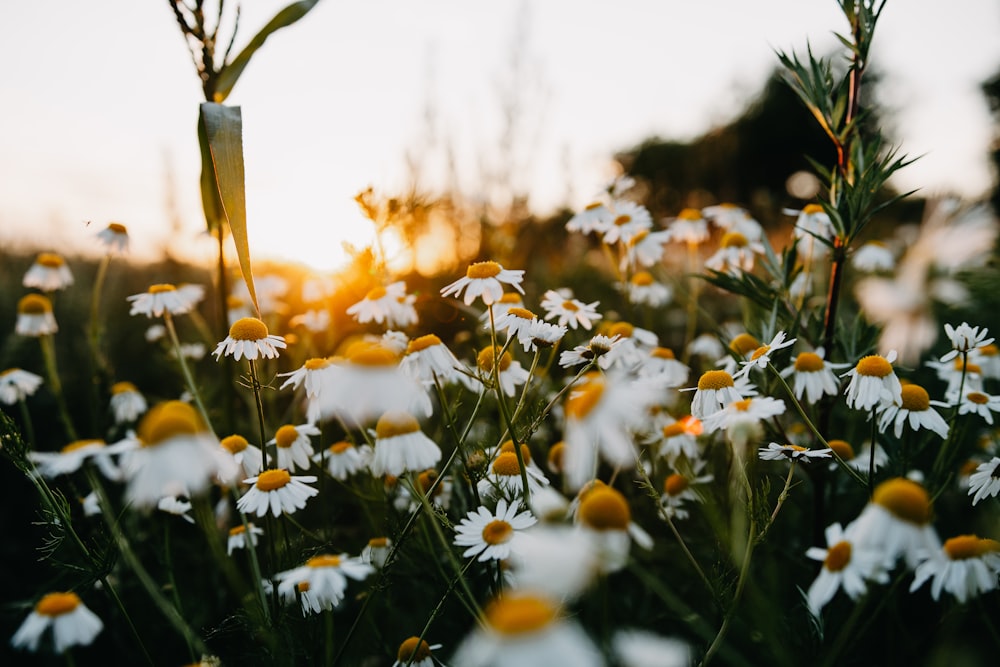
[[3, 2, 1000, 666]]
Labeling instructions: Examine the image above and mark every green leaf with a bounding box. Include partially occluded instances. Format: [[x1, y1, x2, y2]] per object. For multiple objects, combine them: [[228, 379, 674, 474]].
[[213, 0, 322, 103], [199, 102, 259, 316]]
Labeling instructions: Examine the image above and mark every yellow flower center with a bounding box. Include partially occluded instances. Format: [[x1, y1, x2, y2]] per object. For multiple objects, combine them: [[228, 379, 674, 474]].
[[630, 271, 654, 286], [565, 377, 605, 420], [498, 292, 522, 305], [35, 592, 81, 616], [111, 381, 138, 394], [943, 535, 1000, 560], [662, 423, 686, 438], [663, 474, 689, 496], [749, 345, 771, 361], [466, 261, 502, 279], [827, 439, 854, 460], [255, 469, 292, 491], [561, 300, 579, 312], [221, 434, 249, 454], [872, 478, 931, 525], [953, 357, 983, 374], [397, 637, 433, 662], [506, 307, 537, 320], [306, 554, 342, 568], [61, 439, 103, 454], [499, 440, 532, 463], [477, 346, 512, 373], [651, 347, 676, 360], [729, 333, 761, 356], [329, 441, 354, 455], [229, 317, 269, 342], [979, 343, 998, 357], [297, 582, 311, 593], [346, 342, 399, 366], [578, 486, 631, 531], [304, 357, 331, 371], [855, 355, 892, 378], [149, 283, 177, 294], [18, 293, 53, 315], [368, 537, 389, 548], [614, 214, 632, 226], [794, 352, 825, 372], [697, 370, 735, 391], [492, 451, 523, 477], [720, 231, 748, 248], [138, 401, 205, 446], [547, 442, 565, 472], [606, 322, 634, 339], [678, 208, 702, 220], [365, 286, 387, 300], [629, 229, 650, 246], [482, 519, 514, 545], [229, 525, 246, 536], [485, 594, 557, 636], [375, 411, 421, 439], [899, 385, 930, 412], [967, 392, 989, 405], [107, 222, 128, 234], [274, 425, 300, 449], [824, 541, 852, 572], [585, 202, 603, 211], [407, 334, 442, 354], [730, 399, 753, 412], [36, 252, 65, 268], [227, 295, 245, 308]]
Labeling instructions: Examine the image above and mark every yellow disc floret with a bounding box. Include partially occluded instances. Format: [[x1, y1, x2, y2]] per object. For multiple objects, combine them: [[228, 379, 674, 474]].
[[482, 519, 514, 545], [307, 554, 343, 568], [697, 370, 735, 391], [149, 283, 177, 294], [729, 333, 761, 356], [108, 222, 128, 234], [578, 486, 631, 531], [138, 400, 205, 446], [36, 592, 81, 617], [943, 535, 1000, 560], [466, 261, 502, 279], [221, 434, 249, 454], [61, 439, 103, 454], [397, 637, 433, 663], [794, 352, 825, 373], [565, 377, 605, 420], [329, 441, 354, 455], [899, 385, 930, 412], [17, 293, 53, 315], [663, 474, 689, 497], [37, 252, 66, 268], [855, 355, 892, 378], [492, 451, 523, 476], [274, 425, 300, 449], [229, 317, 269, 342], [677, 208, 702, 221], [827, 439, 855, 460], [824, 541, 852, 571], [255, 469, 291, 492], [485, 594, 557, 636], [720, 231, 748, 248], [407, 334, 442, 354], [630, 271, 654, 286], [375, 411, 421, 439], [872, 478, 932, 525], [477, 346, 512, 373]]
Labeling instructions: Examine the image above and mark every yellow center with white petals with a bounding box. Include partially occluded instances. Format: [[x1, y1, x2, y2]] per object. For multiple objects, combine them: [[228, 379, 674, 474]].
[[486, 594, 558, 636], [375, 412, 421, 439], [561, 300, 579, 311], [492, 452, 523, 476], [678, 208, 702, 220], [37, 252, 66, 268], [477, 347, 512, 373], [347, 342, 399, 366], [614, 215, 632, 226], [138, 401, 205, 446], [365, 286, 387, 300], [606, 322, 634, 339], [466, 261, 502, 279], [111, 381, 138, 395], [274, 425, 300, 449], [578, 486, 631, 531], [229, 317, 269, 342], [631, 271, 654, 286], [750, 345, 771, 361], [35, 592, 80, 616], [368, 537, 388, 548], [899, 385, 930, 412], [697, 370, 735, 391], [872, 478, 931, 525], [149, 284, 177, 294], [824, 541, 852, 571], [221, 434, 249, 454], [61, 439, 103, 454], [794, 352, 825, 372], [255, 469, 291, 491], [407, 334, 442, 354], [827, 439, 854, 460], [565, 377, 605, 420], [304, 357, 331, 371], [499, 440, 532, 463], [943, 535, 1000, 560], [482, 519, 514, 545], [729, 333, 761, 356], [329, 441, 354, 455], [651, 347, 676, 360], [306, 554, 342, 568], [855, 355, 892, 378], [664, 474, 689, 496], [506, 307, 537, 321], [18, 293, 53, 315], [720, 232, 748, 248], [397, 637, 433, 662]]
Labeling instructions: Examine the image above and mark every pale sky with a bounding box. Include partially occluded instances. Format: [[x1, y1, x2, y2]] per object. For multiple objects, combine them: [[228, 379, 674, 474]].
[[2, 1, 999, 270]]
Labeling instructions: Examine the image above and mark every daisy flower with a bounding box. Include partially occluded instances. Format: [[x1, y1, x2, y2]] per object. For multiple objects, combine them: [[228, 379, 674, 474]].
[[506, 525, 601, 601], [440, 260, 525, 306], [109, 381, 147, 424], [703, 397, 787, 445], [370, 411, 441, 477], [269, 423, 319, 472], [23, 252, 74, 292], [826, 439, 889, 474], [540, 289, 602, 330], [971, 343, 1000, 379], [599, 321, 659, 371], [237, 468, 318, 517], [451, 592, 603, 667], [559, 334, 621, 369], [278, 357, 333, 423], [848, 477, 940, 568], [780, 349, 849, 404], [842, 351, 902, 412], [687, 333, 725, 360], [493, 307, 541, 352], [220, 434, 265, 479], [758, 442, 832, 463], [667, 208, 710, 244], [600, 201, 653, 245], [227, 523, 264, 555], [123, 401, 236, 508], [400, 334, 474, 388], [877, 384, 949, 439], [289, 308, 331, 333], [213, 317, 286, 361], [955, 390, 1000, 425], [453, 498, 537, 562], [647, 415, 702, 464], [566, 201, 612, 234], [703, 203, 754, 231], [157, 495, 195, 523], [96, 222, 129, 253], [478, 447, 550, 500], [393, 637, 443, 667], [804, 522, 889, 616], [660, 465, 713, 520], [480, 292, 525, 328], [361, 536, 392, 569], [624, 228, 671, 268], [523, 319, 568, 351], [275, 554, 375, 614], [11, 592, 103, 653], [576, 484, 653, 573], [967, 457, 1000, 505], [0, 368, 43, 404], [16, 293, 58, 336], [733, 331, 796, 379], [940, 322, 993, 362], [612, 629, 692, 667], [127, 283, 200, 318], [476, 346, 529, 397], [685, 370, 744, 420], [910, 535, 1000, 603], [345, 281, 418, 328], [29, 438, 133, 481], [316, 441, 372, 480], [620, 271, 672, 307], [637, 347, 689, 387], [705, 229, 765, 274], [851, 241, 895, 272]]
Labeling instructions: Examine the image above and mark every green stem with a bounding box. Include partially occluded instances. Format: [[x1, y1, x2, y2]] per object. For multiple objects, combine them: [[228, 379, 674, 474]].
[[700, 516, 757, 667], [247, 359, 270, 470], [406, 557, 477, 667], [38, 333, 78, 441], [17, 398, 36, 448], [163, 312, 213, 434], [432, 377, 482, 506]]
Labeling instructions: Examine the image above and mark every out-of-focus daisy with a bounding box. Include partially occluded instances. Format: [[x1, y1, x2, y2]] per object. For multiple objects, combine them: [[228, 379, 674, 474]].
[[877, 384, 949, 439], [523, 319, 568, 351], [559, 334, 621, 369], [624, 228, 671, 268], [826, 439, 889, 474], [123, 401, 236, 508], [109, 381, 146, 424], [940, 322, 993, 362], [804, 522, 889, 616], [703, 396, 787, 443], [30, 438, 133, 481], [79, 492, 100, 517], [476, 346, 529, 397], [277, 357, 332, 422], [226, 294, 253, 326], [788, 203, 835, 257], [660, 465, 712, 520], [494, 307, 541, 352], [705, 230, 765, 274], [967, 457, 1000, 505], [157, 495, 195, 523], [213, 317, 286, 361], [971, 343, 1000, 379], [780, 349, 848, 404], [851, 241, 895, 272], [599, 321, 659, 371], [647, 415, 702, 464], [478, 447, 550, 500], [346, 281, 418, 328], [400, 334, 473, 388], [144, 324, 166, 342], [566, 201, 612, 234], [23, 252, 74, 292], [636, 347, 689, 388], [758, 442, 832, 463], [11, 592, 103, 653], [576, 484, 653, 573], [910, 535, 1000, 603], [620, 271, 672, 307], [237, 468, 318, 517], [220, 434, 265, 479], [842, 351, 902, 412], [506, 525, 601, 601], [269, 423, 318, 472], [289, 308, 331, 333], [361, 536, 392, 569], [0, 368, 43, 404], [440, 260, 525, 306], [370, 411, 441, 477], [954, 390, 1000, 425], [96, 222, 129, 253], [703, 203, 754, 231], [392, 636, 442, 667], [685, 370, 744, 420], [687, 333, 725, 361], [316, 441, 372, 480], [16, 293, 58, 336], [127, 283, 200, 318], [667, 207, 710, 244], [454, 498, 536, 562], [848, 477, 940, 568], [540, 289, 602, 330], [612, 629, 692, 667], [450, 592, 603, 667], [600, 201, 653, 245], [733, 331, 796, 379], [227, 523, 264, 555], [275, 554, 374, 614]]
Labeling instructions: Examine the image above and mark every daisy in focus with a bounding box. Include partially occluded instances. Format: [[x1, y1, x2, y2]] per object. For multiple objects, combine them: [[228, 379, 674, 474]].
[[685, 370, 744, 420], [275, 554, 375, 614], [220, 434, 265, 479], [758, 442, 832, 463], [559, 334, 621, 370], [940, 322, 993, 362], [393, 636, 442, 667], [842, 351, 902, 412], [453, 498, 536, 562], [11, 592, 103, 654], [237, 468, 318, 517], [23, 252, 74, 292], [780, 349, 848, 404], [967, 457, 1000, 505], [876, 383, 949, 439], [316, 441, 372, 480], [440, 260, 525, 306], [269, 423, 319, 472], [213, 317, 286, 361], [128, 283, 202, 318], [733, 331, 796, 379], [540, 289, 602, 330]]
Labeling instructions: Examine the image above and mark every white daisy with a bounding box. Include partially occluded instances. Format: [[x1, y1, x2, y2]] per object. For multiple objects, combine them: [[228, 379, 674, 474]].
[[955, 390, 1000, 425], [109, 381, 147, 424], [361, 537, 392, 569], [16, 293, 58, 337], [29, 439, 132, 481], [393, 637, 443, 667], [493, 307, 541, 352], [477, 447, 550, 501], [127, 283, 200, 318], [684, 370, 744, 420], [157, 495, 195, 524], [506, 525, 601, 601], [316, 441, 372, 480], [703, 203, 754, 231], [804, 522, 889, 616], [11, 592, 103, 653], [559, 334, 621, 369], [636, 347, 689, 387], [826, 439, 889, 474], [733, 331, 796, 379], [370, 411, 441, 477], [440, 260, 525, 306], [23, 252, 74, 292], [647, 415, 703, 465], [851, 241, 895, 272], [910, 535, 1000, 603], [540, 289, 602, 330], [876, 384, 949, 439], [612, 629, 692, 667], [237, 469, 318, 517], [346, 281, 418, 328], [842, 351, 902, 412], [0, 368, 43, 405], [523, 319, 568, 351], [96, 222, 129, 254], [705, 230, 765, 274], [660, 466, 713, 520], [667, 208, 711, 244], [941, 322, 993, 362], [758, 442, 832, 462], [566, 201, 612, 234], [275, 554, 374, 614], [971, 343, 1000, 379], [575, 484, 653, 573], [600, 201, 653, 245], [779, 349, 849, 404], [620, 271, 672, 307], [967, 457, 1000, 505], [269, 423, 319, 472], [624, 228, 671, 269], [479, 292, 525, 329], [277, 357, 333, 423], [476, 346, 529, 397], [848, 477, 941, 569], [220, 434, 265, 479], [703, 396, 786, 439], [453, 498, 536, 562], [213, 317, 286, 361], [400, 334, 474, 388], [227, 523, 264, 555]]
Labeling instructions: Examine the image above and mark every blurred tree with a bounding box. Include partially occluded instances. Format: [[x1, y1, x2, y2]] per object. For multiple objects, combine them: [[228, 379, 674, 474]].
[[982, 67, 1000, 215]]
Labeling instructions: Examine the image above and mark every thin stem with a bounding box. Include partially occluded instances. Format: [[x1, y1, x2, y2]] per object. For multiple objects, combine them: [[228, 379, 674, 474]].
[[406, 557, 478, 667], [17, 398, 36, 448], [38, 334, 78, 441], [700, 515, 757, 667], [432, 377, 482, 506], [163, 313, 213, 434], [868, 407, 877, 498], [247, 359, 270, 470]]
